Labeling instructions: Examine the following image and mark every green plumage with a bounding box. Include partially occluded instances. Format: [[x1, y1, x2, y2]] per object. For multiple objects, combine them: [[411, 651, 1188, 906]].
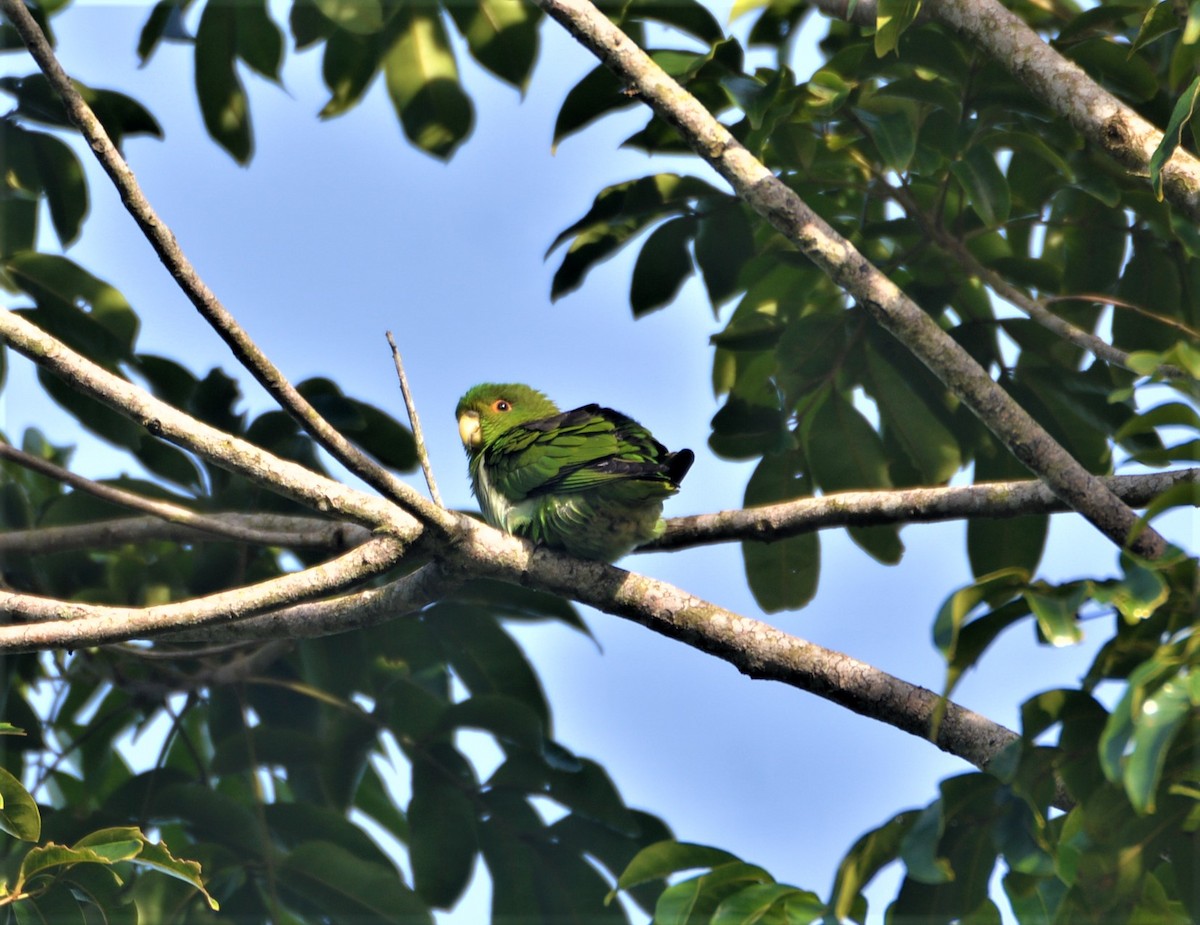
[[456, 383, 694, 561]]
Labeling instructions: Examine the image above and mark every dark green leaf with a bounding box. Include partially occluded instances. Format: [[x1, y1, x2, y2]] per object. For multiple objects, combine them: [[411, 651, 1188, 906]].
[[742, 452, 819, 612], [32, 132, 88, 246], [617, 841, 741, 892], [313, 0, 385, 35], [195, 1, 253, 162], [383, 7, 473, 159], [0, 765, 40, 841], [1152, 75, 1200, 199], [951, 145, 1011, 227], [1065, 37, 1160, 102], [875, 0, 922, 56], [319, 28, 383, 118], [446, 0, 541, 90], [694, 199, 756, 306], [278, 840, 431, 923], [234, 0, 285, 81], [409, 745, 478, 908], [625, 0, 724, 44], [854, 99, 917, 171], [138, 0, 189, 64], [806, 392, 892, 492], [554, 63, 636, 148], [967, 443, 1048, 578], [864, 341, 961, 483], [630, 215, 696, 316], [829, 812, 917, 920]]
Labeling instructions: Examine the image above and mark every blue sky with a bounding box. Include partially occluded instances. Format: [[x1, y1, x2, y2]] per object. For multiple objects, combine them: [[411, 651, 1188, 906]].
[[2, 3, 1187, 921]]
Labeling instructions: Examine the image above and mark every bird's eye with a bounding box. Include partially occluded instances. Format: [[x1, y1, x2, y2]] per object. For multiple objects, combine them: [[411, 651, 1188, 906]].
[[492, 399, 511, 413]]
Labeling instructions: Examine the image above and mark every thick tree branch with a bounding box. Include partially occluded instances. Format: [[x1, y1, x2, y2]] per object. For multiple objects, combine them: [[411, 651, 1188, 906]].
[[0, 535, 408, 651], [652, 469, 1198, 550], [0, 310, 419, 539], [0, 0, 454, 535], [535, 0, 1166, 560], [450, 523, 1035, 789], [811, 0, 1200, 223]]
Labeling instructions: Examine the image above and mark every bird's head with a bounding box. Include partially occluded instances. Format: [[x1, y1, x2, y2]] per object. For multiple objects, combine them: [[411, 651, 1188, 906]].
[[456, 383, 559, 452]]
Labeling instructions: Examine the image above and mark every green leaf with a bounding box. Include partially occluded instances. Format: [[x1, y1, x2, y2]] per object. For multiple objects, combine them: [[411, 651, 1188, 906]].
[[19, 843, 109, 883], [278, 840, 431, 923], [313, 0, 385, 35], [951, 145, 1011, 227], [829, 812, 917, 919], [0, 765, 40, 841], [234, 0, 285, 81], [554, 63, 635, 148], [741, 452, 820, 612], [446, 0, 541, 90], [932, 569, 1029, 663], [409, 745, 478, 908], [0, 74, 163, 147], [1150, 74, 1200, 200], [625, 0, 724, 44], [630, 216, 696, 316], [1130, 2, 1180, 55], [138, 0, 188, 64], [616, 841, 741, 893], [864, 342, 961, 484], [195, 1, 253, 162], [694, 199, 755, 306], [1065, 37, 1160, 102], [6, 253, 138, 366], [319, 28, 383, 118], [711, 883, 822, 924], [875, 0, 922, 57], [1023, 587, 1085, 647], [31, 132, 88, 246], [436, 693, 547, 753], [806, 392, 892, 492], [127, 837, 219, 909], [383, 7, 474, 159], [853, 100, 917, 171]]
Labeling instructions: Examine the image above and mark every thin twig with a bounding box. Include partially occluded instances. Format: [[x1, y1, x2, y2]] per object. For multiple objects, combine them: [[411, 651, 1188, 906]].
[[0, 440, 341, 547], [884, 182, 1191, 380], [0, 0, 454, 535], [535, 0, 1167, 560], [386, 331, 443, 507], [0, 515, 371, 557]]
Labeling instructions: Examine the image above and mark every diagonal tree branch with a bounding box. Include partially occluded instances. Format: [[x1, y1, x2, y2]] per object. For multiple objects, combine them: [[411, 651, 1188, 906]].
[[0, 310, 418, 539], [0, 0, 454, 535], [0, 534, 408, 651], [810, 0, 1200, 223], [534, 0, 1167, 560], [0, 439, 347, 547], [449, 523, 1048, 796]]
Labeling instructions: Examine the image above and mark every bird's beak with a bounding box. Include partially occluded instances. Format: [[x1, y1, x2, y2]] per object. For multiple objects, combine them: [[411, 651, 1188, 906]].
[[458, 410, 482, 449]]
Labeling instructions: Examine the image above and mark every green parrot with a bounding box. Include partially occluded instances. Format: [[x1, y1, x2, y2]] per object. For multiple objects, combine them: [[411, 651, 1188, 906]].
[[455, 383, 694, 562]]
